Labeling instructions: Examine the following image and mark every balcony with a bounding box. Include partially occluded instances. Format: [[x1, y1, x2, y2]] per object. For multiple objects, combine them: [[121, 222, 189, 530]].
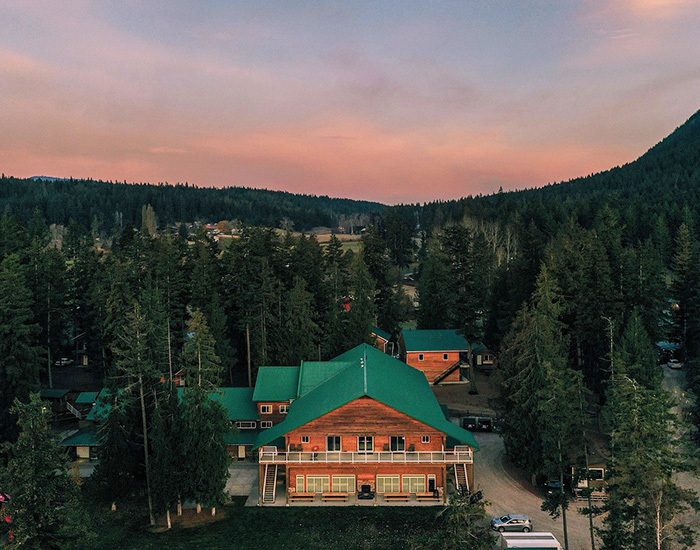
[[259, 445, 472, 464]]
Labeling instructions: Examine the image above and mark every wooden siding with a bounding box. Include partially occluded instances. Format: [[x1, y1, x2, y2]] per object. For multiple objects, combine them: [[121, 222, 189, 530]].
[[258, 401, 290, 425], [287, 396, 445, 452], [405, 351, 461, 383], [372, 335, 388, 353]]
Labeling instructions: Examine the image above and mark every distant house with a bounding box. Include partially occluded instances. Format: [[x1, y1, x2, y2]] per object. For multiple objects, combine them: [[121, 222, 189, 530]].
[[473, 343, 498, 373], [399, 329, 468, 385], [253, 344, 477, 505], [371, 326, 392, 354]]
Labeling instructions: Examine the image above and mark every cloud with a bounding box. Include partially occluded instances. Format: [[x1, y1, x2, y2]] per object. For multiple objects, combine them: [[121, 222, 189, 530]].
[[148, 146, 188, 155]]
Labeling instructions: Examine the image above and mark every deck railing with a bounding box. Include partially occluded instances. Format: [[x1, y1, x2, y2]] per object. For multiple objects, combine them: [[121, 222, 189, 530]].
[[258, 447, 473, 464]]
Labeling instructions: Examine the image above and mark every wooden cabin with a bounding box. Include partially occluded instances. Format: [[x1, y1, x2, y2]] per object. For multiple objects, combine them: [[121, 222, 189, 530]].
[[371, 326, 392, 354], [399, 329, 468, 385], [253, 344, 478, 505], [473, 343, 498, 373]]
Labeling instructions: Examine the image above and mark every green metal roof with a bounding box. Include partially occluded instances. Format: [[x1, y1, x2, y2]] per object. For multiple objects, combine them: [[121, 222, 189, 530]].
[[371, 326, 391, 341], [40, 388, 70, 399], [297, 361, 353, 397], [401, 329, 469, 352], [86, 388, 112, 421], [75, 391, 99, 405], [253, 344, 479, 450], [223, 430, 259, 446], [252, 366, 300, 402], [59, 427, 103, 447], [177, 387, 258, 421]]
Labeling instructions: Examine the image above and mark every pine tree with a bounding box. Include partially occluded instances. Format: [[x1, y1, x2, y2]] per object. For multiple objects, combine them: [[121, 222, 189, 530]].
[[279, 277, 320, 364], [0, 394, 93, 549], [180, 387, 230, 516], [346, 252, 376, 348], [182, 308, 223, 388], [0, 254, 41, 442]]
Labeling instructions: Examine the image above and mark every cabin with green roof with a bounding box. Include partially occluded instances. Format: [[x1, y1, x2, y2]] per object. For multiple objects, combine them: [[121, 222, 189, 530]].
[[371, 325, 392, 354], [252, 344, 477, 505], [399, 329, 469, 385]]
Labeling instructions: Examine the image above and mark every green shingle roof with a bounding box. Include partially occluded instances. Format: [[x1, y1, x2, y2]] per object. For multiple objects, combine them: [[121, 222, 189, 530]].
[[75, 391, 99, 405], [40, 388, 70, 399], [402, 329, 469, 352], [177, 387, 258, 421], [59, 427, 103, 447], [371, 326, 391, 341], [252, 367, 300, 402], [253, 344, 479, 450], [297, 361, 353, 397]]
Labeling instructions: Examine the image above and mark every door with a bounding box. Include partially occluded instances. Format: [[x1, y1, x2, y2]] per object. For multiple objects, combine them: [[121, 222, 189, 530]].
[[237, 445, 246, 459]]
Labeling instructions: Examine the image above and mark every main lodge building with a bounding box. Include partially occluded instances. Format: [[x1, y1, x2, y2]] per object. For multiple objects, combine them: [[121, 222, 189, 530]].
[[252, 344, 477, 505], [68, 341, 478, 506]]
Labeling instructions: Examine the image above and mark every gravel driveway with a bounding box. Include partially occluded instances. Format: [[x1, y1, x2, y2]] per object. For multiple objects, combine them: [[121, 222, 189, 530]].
[[473, 432, 597, 550]]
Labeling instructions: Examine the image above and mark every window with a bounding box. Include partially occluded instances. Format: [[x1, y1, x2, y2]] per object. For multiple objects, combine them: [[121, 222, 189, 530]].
[[376, 475, 400, 493], [332, 475, 355, 492], [296, 475, 304, 492], [301, 435, 310, 444], [306, 475, 330, 493], [260, 405, 272, 414], [358, 436, 374, 453], [390, 436, 405, 452], [260, 421, 272, 429], [279, 404, 289, 414], [421, 435, 430, 444], [443, 353, 449, 361], [327, 436, 341, 451], [235, 421, 256, 429], [402, 475, 426, 493], [418, 353, 424, 361]]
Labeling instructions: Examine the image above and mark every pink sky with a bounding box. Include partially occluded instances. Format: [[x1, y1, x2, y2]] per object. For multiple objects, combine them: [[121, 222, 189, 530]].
[[1, 1, 699, 204]]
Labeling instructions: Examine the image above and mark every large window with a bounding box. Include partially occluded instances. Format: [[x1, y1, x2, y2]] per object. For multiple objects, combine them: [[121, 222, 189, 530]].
[[235, 421, 256, 429], [327, 436, 341, 451], [390, 436, 405, 452], [402, 475, 426, 493], [306, 476, 330, 493], [358, 436, 374, 453], [332, 475, 355, 493], [376, 475, 400, 493]]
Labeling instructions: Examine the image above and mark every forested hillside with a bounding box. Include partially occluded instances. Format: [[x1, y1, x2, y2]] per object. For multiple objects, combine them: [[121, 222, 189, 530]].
[[0, 176, 384, 231]]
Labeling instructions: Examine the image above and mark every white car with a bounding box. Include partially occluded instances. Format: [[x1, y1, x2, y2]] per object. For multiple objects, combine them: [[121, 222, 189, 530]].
[[667, 359, 683, 369]]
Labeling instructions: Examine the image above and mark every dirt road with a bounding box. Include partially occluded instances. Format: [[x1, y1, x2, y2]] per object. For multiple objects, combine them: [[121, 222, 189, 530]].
[[473, 432, 597, 550]]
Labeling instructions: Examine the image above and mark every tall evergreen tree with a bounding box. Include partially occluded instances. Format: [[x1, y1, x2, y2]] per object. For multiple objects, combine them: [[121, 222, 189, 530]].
[[0, 254, 41, 442], [0, 394, 93, 549]]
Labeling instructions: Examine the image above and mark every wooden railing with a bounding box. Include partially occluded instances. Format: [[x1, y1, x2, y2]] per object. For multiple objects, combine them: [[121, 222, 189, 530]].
[[259, 447, 472, 464]]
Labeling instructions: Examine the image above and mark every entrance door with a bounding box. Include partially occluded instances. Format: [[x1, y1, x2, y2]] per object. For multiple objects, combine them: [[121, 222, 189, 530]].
[[238, 445, 246, 459]]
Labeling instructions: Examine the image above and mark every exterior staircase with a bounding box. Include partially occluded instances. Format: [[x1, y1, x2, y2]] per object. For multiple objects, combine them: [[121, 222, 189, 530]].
[[433, 360, 463, 385], [262, 464, 278, 503], [454, 463, 469, 492]]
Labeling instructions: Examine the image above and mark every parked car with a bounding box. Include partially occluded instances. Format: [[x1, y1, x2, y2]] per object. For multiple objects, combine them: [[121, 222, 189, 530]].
[[667, 359, 683, 369], [54, 357, 73, 367], [491, 514, 533, 532]]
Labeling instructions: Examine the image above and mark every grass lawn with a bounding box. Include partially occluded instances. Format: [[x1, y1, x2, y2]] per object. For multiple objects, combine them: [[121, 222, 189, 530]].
[[91, 503, 445, 550]]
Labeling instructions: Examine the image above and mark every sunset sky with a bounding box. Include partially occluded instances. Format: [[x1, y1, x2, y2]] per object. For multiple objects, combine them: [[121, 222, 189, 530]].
[[1, 1, 699, 204]]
